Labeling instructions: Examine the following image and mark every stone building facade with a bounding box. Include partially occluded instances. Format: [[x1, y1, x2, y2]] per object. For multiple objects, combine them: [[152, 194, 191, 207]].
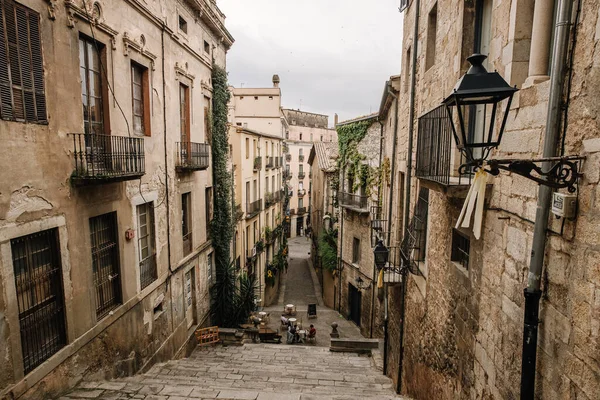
[[380, 0, 600, 399], [282, 109, 337, 238], [334, 113, 388, 338], [228, 125, 284, 307], [308, 142, 339, 308], [0, 0, 232, 398]]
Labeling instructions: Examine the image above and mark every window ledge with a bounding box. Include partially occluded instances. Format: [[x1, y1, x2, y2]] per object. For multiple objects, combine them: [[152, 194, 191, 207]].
[[452, 261, 469, 278]]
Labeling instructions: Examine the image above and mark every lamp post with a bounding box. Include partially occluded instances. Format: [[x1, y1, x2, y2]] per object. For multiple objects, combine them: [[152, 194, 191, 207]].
[[445, 53, 583, 400], [355, 276, 369, 291]]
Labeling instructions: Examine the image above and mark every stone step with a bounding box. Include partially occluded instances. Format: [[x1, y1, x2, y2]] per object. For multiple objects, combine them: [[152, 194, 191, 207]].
[[61, 344, 411, 399]]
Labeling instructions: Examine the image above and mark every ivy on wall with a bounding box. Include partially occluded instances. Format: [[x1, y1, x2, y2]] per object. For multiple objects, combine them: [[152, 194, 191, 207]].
[[336, 120, 379, 195], [318, 227, 338, 272], [209, 64, 239, 327]]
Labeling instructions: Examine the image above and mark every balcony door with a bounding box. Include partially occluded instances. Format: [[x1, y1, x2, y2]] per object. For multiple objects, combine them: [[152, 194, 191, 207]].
[[180, 84, 191, 163]]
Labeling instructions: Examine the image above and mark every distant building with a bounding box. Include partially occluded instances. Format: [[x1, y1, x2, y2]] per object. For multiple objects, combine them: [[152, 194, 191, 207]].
[[282, 109, 337, 238], [228, 76, 285, 306]]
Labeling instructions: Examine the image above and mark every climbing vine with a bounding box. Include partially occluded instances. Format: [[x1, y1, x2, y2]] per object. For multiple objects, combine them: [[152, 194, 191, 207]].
[[336, 120, 378, 195], [210, 63, 236, 327], [318, 227, 338, 272]]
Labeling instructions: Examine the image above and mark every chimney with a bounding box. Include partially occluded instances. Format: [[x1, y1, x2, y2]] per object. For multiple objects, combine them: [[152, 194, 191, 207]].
[[272, 74, 280, 88], [334, 113, 339, 126]]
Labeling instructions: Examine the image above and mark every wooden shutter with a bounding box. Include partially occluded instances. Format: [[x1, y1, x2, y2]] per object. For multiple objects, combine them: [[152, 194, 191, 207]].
[[0, 0, 46, 122], [0, 1, 13, 119]]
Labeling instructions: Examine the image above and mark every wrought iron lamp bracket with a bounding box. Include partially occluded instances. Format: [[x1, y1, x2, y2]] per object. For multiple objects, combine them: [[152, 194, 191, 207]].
[[459, 155, 585, 193]]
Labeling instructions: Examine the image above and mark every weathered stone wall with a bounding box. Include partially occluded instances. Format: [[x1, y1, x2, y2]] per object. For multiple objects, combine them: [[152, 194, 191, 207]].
[[388, 0, 600, 399], [0, 0, 231, 398]]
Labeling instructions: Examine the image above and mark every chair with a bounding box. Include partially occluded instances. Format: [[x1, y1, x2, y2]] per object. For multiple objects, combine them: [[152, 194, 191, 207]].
[[306, 330, 316, 344]]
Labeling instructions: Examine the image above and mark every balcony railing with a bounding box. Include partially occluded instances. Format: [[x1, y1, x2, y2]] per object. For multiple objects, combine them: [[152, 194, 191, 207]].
[[246, 199, 262, 219], [297, 189, 306, 197], [298, 155, 305, 162], [289, 209, 296, 215], [297, 207, 306, 214], [284, 171, 293, 179], [338, 191, 368, 211], [176, 142, 210, 171], [266, 157, 274, 169], [71, 133, 145, 185], [298, 172, 306, 179], [265, 191, 281, 207], [253, 156, 262, 171], [416, 105, 471, 186], [285, 154, 292, 161]]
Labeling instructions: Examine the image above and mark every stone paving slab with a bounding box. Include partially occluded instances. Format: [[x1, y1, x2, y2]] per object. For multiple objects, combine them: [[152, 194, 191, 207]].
[[61, 344, 411, 399]]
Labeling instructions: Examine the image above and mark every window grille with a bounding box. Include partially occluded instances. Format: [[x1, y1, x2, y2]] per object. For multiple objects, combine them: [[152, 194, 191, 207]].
[[451, 228, 470, 270], [137, 203, 157, 289], [11, 228, 65, 374], [401, 188, 430, 275], [90, 212, 122, 319], [182, 193, 192, 255], [79, 36, 105, 135], [0, 0, 47, 122]]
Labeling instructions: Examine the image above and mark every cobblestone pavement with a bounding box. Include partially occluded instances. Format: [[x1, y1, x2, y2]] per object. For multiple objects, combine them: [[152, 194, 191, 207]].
[[262, 236, 364, 348], [62, 344, 409, 399]]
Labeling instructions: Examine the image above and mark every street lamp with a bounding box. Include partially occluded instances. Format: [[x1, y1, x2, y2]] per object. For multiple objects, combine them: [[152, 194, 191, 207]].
[[443, 54, 517, 163], [373, 240, 389, 270], [444, 53, 583, 192]]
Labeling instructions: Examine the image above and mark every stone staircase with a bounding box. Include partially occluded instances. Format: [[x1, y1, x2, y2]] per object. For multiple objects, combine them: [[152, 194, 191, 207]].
[[61, 344, 410, 399]]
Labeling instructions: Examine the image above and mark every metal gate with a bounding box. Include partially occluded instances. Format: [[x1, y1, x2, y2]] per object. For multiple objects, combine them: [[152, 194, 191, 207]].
[[11, 228, 66, 374], [90, 212, 121, 319]]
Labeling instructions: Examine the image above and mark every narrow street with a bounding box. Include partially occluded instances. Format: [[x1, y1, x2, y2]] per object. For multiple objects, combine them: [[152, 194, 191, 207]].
[[61, 238, 407, 399]]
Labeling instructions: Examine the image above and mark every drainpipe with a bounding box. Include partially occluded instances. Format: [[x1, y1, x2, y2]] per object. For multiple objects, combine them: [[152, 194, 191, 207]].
[[370, 120, 385, 338], [397, 0, 420, 393], [161, 24, 174, 333], [337, 207, 344, 313], [383, 83, 399, 375], [520, 0, 573, 398]]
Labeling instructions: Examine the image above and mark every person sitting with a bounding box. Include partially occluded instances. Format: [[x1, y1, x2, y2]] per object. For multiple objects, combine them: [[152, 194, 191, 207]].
[[287, 322, 297, 344], [280, 314, 288, 327], [308, 324, 316, 338]]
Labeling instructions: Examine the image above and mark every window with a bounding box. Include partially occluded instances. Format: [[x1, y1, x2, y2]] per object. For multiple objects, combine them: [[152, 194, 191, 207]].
[[205, 187, 213, 239], [178, 15, 187, 34], [137, 203, 157, 289], [268, 96, 273, 100], [254, 96, 258, 100], [0, 0, 47, 122], [131, 62, 150, 135], [11, 228, 65, 374], [237, 122, 242, 126], [253, 179, 257, 201], [266, 211, 270, 228], [451, 228, 470, 270], [425, 3, 437, 70], [245, 138, 250, 158], [204, 104, 210, 143], [80, 36, 107, 135], [352, 237, 360, 263], [299, 164, 304, 174], [180, 84, 190, 142], [90, 212, 122, 319], [246, 181, 251, 208], [320, 135, 323, 141], [182, 193, 192, 256], [413, 188, 429, 262], [207, 253, 213, 285], [265, 177, 269, 193], [299, 133, 303, 140], [203, 40, 210, 54], [299, 198, 303, 209]]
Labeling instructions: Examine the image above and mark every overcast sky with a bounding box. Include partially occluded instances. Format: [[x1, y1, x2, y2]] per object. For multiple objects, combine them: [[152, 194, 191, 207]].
[[218, 0, 404, 126]]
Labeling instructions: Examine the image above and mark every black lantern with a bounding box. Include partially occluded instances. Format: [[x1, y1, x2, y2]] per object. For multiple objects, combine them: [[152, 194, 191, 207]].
[[443, 54, 518, 162], [355, 276, 369, 290], [373, 240, 389, 270]]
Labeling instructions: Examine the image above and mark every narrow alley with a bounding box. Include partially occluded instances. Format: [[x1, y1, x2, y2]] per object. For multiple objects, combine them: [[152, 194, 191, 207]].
[[60, 238, 408, 400]]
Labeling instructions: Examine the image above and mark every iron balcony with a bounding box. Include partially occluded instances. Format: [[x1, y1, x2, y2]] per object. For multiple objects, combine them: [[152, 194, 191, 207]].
[[298, 172, 306, 179], [266, 156, 274, 169], [71, 133, 145, 185], [176, 142, 210, 171], [253, 156, 262, 171], [246, 199, 262, 219], [338, 191, 369, 212]]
